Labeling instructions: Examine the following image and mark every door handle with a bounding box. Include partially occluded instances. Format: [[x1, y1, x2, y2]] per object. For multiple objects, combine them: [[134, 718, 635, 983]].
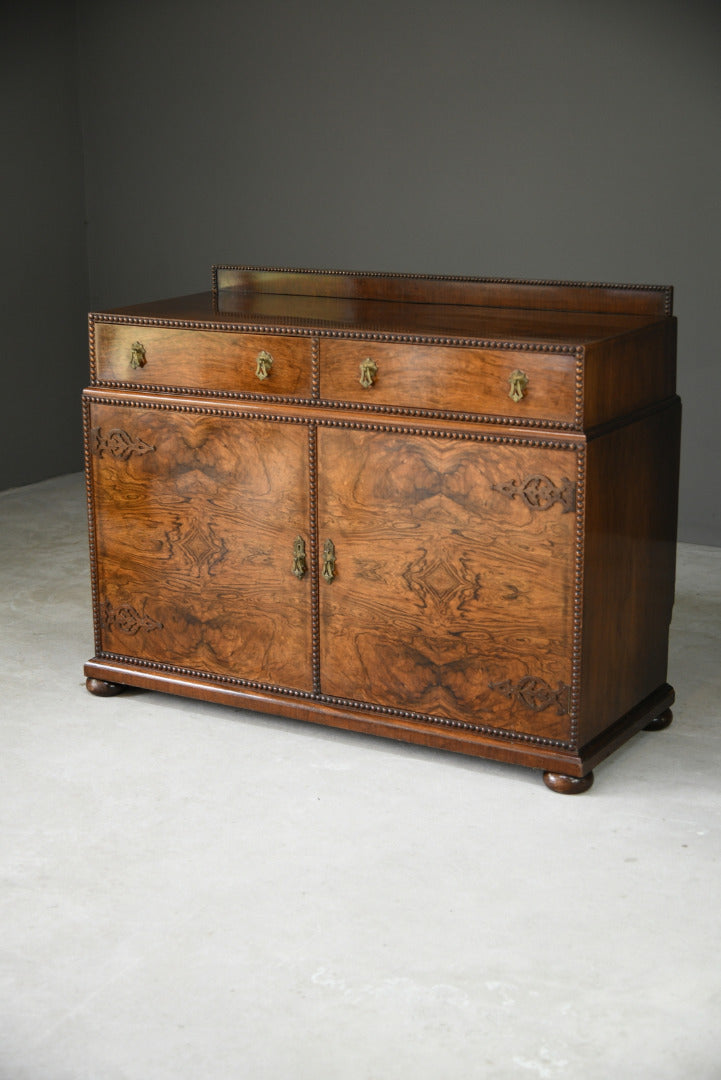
[[322, 539, 336, 583]]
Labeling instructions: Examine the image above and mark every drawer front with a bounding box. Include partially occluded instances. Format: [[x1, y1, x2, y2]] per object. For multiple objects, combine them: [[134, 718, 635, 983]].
[[319, 340, 578, 424], [93, 323, 313, 396]]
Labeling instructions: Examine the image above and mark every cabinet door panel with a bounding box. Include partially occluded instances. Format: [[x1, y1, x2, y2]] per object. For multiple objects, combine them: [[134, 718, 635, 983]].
[[317, 428, 577, 739], [88, 402, 312, 692]]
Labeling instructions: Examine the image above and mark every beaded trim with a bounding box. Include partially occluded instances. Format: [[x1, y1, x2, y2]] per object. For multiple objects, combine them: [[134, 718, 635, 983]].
[[211, 264, 673, 317], [94, 652, 575, 750]]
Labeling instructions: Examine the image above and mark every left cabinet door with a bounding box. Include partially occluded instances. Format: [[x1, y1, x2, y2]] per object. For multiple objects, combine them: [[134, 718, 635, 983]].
[[86, 400, 313, 693]]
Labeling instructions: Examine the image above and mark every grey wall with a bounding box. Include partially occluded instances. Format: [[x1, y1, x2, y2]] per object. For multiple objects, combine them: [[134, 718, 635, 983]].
[[1, 5, 89, 491], [3, 1, 720, 544]]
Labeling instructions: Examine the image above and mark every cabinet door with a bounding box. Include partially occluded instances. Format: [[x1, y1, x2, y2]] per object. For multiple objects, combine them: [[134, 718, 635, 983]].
[[88, 401, 313, 693], [317, 427, 578, 740]]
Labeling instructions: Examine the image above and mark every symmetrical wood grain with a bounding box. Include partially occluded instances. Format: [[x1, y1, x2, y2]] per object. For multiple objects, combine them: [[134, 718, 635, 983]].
[[93, 427, 155, 460], [102, 601, 163, 635], [316, 427, 577, 740], [489, 677, 571, 714], [491, 474, 576, 513], [89, 400, 313, 692], [84, 266, 680, 792]]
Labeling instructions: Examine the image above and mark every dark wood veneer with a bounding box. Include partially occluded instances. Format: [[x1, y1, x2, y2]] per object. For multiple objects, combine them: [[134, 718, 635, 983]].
[[213, 265, 673, 317], [84, 266, 679, 793]]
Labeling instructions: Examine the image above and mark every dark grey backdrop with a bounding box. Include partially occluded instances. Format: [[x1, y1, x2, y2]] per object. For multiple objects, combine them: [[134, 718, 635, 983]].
[[3, 0, 720, 544]]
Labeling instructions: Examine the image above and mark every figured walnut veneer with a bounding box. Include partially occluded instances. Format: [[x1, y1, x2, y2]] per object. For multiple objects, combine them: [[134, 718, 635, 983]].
[[84, 266, 680, 792]]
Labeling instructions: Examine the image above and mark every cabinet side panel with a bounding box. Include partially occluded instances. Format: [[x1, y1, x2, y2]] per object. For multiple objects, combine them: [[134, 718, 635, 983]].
[[579, 400, 680, 746], [583, 319, 676, 429]]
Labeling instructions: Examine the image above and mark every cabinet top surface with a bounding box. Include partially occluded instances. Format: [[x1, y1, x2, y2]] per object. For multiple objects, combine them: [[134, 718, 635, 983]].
[[94, 267, 674, 348]]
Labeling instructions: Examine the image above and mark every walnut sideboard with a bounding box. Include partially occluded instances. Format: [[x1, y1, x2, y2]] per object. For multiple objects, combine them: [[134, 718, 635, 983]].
[[83, 266, 680, 793]]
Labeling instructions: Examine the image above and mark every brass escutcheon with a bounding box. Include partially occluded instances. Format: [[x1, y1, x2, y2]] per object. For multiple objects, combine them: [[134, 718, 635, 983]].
[[359, 357, 378, 389], [322, 538, 336, 583], [256, 350, 273, 380], [508, 369, 529, 402], [292, 536, 307, 579], [130, 341, 147, 369]]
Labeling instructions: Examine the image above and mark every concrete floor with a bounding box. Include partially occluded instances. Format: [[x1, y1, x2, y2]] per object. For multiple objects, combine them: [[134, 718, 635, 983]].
[[1, 472, 720, 1080]]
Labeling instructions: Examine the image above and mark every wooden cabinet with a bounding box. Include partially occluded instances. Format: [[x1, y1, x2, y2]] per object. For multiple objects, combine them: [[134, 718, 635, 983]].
[[84, 267, 680, 793]]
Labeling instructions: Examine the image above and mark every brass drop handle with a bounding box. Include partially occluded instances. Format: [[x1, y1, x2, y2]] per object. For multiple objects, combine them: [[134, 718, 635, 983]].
[[256, 350, 273, 380], [508, 369, 529, 403], [130, 341, 147, 369], [322, 538, 336, 583], [292, 536, 307, 579], [359, 357, 378, 389]]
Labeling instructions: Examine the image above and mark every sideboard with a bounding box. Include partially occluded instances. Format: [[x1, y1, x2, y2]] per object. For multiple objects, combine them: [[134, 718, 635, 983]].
[[84, 266, 680, 793]]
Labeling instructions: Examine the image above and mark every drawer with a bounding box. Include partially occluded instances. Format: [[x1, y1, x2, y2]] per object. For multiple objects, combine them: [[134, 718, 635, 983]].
[[319, 340, 578, 424], [93, 322, 313, 396]]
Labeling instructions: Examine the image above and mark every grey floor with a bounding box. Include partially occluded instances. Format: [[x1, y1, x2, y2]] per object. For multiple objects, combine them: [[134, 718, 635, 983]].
[[1, 472, 720, 1080]]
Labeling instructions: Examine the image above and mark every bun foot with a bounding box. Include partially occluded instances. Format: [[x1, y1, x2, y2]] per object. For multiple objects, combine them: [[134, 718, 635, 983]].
[[86, 677, 125, 697], [644, 707, 673, 732], [543, 770, 594, 795]]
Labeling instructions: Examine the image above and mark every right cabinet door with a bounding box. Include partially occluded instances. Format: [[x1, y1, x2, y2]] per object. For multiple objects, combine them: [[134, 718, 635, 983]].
[[316, 426, 579, 741]]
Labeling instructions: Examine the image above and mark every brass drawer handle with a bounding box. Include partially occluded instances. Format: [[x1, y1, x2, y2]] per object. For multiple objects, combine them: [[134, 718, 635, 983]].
[[130, 341, 147, 369], [322, 538, 336, 583], [292, 536, 307, 579], [508, 369, 529, 402], [256, 350, 273, 380], [359, 357, 378, 389]]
